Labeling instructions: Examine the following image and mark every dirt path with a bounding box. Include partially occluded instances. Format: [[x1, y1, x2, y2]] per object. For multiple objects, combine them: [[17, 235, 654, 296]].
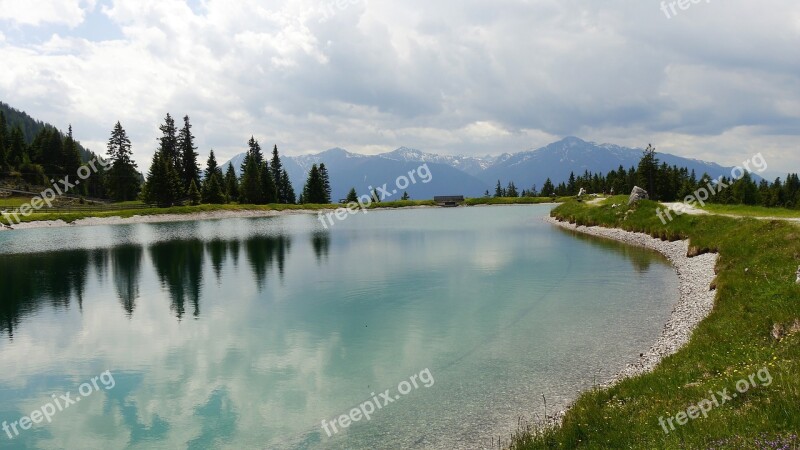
[[662, 202, 800, 223]]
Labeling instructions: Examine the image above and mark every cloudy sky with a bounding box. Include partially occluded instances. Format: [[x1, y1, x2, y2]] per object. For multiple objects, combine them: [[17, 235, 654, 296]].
[[0, 0, 798, 174]]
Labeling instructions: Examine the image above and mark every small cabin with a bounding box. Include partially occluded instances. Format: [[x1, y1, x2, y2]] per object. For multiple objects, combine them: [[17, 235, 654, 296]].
[[434, 195, 465, 207]]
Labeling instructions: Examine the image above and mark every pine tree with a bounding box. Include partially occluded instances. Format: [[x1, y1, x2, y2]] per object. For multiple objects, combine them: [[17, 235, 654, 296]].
[[401, 191, 410, 200], [541, 178, 555, 196], [188, 179, 202, 205], [203, 149, 223, 185], [178, 115, 200, 193], [61, 125, 82, 177], [260, 161, 277, 203], [494, 180, 504, 198], [0, 111, 8, 168], [225, 163, 239, 202], [637, 144, 659, 199], [239, 137, 264, 204], [143, 151, 181, 206], [281, 168, 296, 204], [318, 163, 331, 203], [302, 164, 325, 204], [202, 150, 226, 204], [105, 122, 141, 202], [346, 187, 358, 203], [270, 145, 290, 203], [42, 128, 63, 176], [159, 113, 180, 176], [506, 181, 518, 197]]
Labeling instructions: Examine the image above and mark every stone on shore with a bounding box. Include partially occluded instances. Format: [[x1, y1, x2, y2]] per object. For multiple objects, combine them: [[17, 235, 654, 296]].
[[628, 186, 649, 205]]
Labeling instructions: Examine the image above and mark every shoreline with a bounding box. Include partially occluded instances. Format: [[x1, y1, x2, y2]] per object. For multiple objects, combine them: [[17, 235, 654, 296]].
[[0, 205, 442, 231], [543, 216, 718, 417], [0, 203, 561, 232]]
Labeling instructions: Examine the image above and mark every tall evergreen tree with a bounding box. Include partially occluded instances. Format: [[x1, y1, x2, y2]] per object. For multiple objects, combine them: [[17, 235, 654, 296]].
[[302, 164, 325, 204], [281, 168, 296, 204], [202, 150, 226, 204], [239, 137, 263, 204], [346, 187, 358, 203], [159, 113, 181, 175], [637, 144, 659, 199], [61, 125, 82, 176], [224, 163, 239, 202], [0, 111, 7, 168], [105, 122, 141, 201], [260, 161, 278, 204], [143, 151, 181, 206], [318, 163, 331, 204], [178, 115, 200, 193], [270, 145, 288, 203]]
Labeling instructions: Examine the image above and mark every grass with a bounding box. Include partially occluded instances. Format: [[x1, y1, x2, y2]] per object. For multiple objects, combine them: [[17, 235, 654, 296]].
[[700, 203, 800, 219], [464, 196, 572, 206], [510, 197, 800, 449], [0, 196, 35, 207]]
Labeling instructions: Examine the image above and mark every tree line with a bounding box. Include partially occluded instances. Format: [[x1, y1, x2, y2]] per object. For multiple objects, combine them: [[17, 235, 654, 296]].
[[122, 114, 335, 206], [492, 145, 800, 209]]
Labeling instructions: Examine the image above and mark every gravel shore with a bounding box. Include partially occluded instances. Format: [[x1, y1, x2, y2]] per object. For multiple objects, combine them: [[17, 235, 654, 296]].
[[545, 216, 719, 384]]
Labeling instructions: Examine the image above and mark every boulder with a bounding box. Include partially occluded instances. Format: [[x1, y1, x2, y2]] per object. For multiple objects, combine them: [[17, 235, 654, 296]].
[[796, 266, 800, 284], [628, 186, 649, 206]]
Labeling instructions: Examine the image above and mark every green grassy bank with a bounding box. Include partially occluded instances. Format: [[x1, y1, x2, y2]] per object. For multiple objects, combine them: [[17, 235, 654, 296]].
[[510, 197, 800, 449]]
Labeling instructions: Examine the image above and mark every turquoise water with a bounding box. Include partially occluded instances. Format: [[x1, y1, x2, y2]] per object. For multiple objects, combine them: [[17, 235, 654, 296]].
[[0, 206, 678, 449]]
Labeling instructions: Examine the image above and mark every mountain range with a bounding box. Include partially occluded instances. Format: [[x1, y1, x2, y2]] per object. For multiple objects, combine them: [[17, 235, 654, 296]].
[[223, 137, 744, 201]]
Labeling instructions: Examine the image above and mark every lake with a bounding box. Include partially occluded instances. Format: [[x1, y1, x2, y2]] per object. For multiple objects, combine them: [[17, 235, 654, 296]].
[[0, 205, 678, 449]]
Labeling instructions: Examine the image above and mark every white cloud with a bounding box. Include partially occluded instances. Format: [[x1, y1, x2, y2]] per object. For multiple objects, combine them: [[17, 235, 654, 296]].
[[0, 0, 95, 27], [0, 0, 798, 171]]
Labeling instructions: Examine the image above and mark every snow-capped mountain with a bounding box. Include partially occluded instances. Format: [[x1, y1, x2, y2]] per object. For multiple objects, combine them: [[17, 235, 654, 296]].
[[221, 137, 747, 200]]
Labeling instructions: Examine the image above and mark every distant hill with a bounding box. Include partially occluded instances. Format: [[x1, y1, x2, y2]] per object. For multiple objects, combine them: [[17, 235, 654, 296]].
[[223, 137, 755, 200], [476, 137, 750, 189], [223, 148, 490, 200], [0, 101, 95, 162]]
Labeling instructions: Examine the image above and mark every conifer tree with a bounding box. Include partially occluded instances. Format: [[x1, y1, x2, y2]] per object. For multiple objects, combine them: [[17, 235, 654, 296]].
[[225, 163, 239, 202], [143, 151, 181, 206], [202, 150, 226, 204], [159, 113, 180, 176], [188, 179, 202, 205], [318, 163, 331, 204], [281, 168, 296, 204], [346, 187, 358, 203], [61, 125, 82, 177], [302, 164, 325, 204], [261, 161, 277, 204], [0, 111, 8, 168], [239, 137, 264, 204], [105, 122, 141, 202], [178, 115, 200, 193]]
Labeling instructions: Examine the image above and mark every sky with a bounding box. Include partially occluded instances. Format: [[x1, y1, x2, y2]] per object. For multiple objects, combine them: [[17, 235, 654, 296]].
[[0, 0, 798, 175]]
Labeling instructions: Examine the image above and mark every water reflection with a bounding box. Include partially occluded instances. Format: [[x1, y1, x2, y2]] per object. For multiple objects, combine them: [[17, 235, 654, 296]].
[[0, 250, 89, 338], [552, 226, 658, 272], [0, 232, 309, 337], [112, 245, 143, 317], [150, 239, 205, 320]]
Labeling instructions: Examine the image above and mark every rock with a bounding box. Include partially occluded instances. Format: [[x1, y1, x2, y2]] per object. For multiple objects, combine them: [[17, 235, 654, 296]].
[[796, 266, 800, 284], [628, 186, 649, 205], [578, 187, 587, 197]]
